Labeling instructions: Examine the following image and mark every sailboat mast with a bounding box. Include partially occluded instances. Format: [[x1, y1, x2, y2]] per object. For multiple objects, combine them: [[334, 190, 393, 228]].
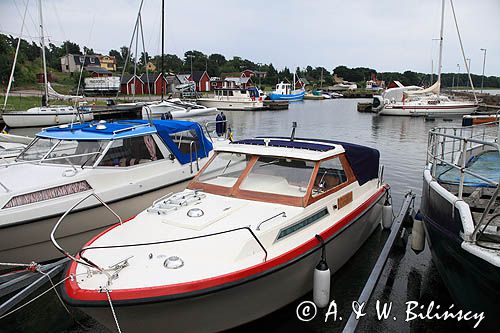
[[161, 0, 165, 101], [38, 0, 49, 104], [437, 0, 445, 96]]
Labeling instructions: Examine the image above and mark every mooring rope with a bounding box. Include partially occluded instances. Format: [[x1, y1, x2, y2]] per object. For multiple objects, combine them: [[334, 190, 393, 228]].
[[105, 289, 122, 333], [0, 275, 72, 320]]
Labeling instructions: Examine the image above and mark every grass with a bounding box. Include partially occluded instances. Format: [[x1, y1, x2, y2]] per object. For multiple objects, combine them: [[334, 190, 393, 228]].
[[0, 95, 113, 112]]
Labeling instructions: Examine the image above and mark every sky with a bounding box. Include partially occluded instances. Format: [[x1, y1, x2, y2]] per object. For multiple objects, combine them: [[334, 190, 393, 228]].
[[0, 0, 498, 76]]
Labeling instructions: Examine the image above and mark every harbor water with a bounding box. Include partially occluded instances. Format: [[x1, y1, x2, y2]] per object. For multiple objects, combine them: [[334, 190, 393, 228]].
[[3, 99, 471, 332]]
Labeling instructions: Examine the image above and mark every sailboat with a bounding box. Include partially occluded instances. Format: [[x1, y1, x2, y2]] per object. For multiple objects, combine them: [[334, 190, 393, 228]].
[[269, 73, 305, 101], [142, 0, 216, 120], [2, 0, 93, 128], [378, 0, 478, 117]]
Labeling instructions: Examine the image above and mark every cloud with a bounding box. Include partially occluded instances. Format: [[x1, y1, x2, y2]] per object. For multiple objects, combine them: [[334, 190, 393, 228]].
[[0, 0, 498, 75]]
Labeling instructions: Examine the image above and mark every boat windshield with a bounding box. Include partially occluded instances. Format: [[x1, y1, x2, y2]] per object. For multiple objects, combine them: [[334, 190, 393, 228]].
[[240, 156, 315, 197], [17, 137, 108, 167], [198, 152, 251, 188], [193, 152, 316, 199]]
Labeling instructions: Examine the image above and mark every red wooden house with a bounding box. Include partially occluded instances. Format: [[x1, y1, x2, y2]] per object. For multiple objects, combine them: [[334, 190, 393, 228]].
[[120, 74, 144, 95], [189, 71, 211, 92]]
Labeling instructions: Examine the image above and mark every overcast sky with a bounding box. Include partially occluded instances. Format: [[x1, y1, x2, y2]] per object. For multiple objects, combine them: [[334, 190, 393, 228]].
[[0, 0, 498, 76]]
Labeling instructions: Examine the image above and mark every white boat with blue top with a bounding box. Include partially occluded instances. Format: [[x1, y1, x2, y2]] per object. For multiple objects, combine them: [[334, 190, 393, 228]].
[[0, 119, 221, 266], [269, 81, 305, 101]]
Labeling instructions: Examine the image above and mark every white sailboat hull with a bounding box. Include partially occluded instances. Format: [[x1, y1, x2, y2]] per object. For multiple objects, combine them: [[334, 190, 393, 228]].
[[379, 102, 477, 116], [143, 101, 217, 119], [2, 108, 93, 128]]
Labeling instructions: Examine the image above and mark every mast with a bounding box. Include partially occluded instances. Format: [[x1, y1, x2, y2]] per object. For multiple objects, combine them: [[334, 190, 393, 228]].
[[161, 0, 165, 101], [39, 0, 49, 105], [437, 0, 445, 96]]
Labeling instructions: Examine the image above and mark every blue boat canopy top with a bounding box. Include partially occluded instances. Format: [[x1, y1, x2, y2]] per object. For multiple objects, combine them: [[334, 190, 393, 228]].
[[229, 137, 380, 185], [37, 120, 213, 165]]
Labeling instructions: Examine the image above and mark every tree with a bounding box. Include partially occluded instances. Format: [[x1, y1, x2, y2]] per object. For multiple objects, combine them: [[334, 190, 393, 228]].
[[61, 40, 81, 55]]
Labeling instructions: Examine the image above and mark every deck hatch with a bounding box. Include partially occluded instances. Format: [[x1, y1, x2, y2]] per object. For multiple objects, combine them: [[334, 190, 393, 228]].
[[276, 208, 329, 241]]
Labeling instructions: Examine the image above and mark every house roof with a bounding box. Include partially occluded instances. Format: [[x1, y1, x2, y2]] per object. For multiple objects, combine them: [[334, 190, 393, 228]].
[[71, 54, 100, 66], [191, 70, 208, 82], [166, 75, 180, 84], [120, 74, 142, 84], [176, 74, 192, 84], [140, 73, 160, 83], [86, 66, 111, 74]]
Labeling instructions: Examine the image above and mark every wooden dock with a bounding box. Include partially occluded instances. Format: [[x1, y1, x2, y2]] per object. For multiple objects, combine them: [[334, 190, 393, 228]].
[[263, 100, 289, 110]]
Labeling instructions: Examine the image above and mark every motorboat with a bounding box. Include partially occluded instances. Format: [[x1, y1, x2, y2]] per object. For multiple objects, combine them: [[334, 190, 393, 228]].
[[420, 121, 499, 330], [0, 119, 222, 265], [59, 132, 389, 332], [2, 106, 93, 128], [0, 133, 31, 163], [197, 87, 265, 111], [269, 81, 305, 101], [377, 0, 478, 117], [142, 98, 217, 120], [330, 82, 357, 91]]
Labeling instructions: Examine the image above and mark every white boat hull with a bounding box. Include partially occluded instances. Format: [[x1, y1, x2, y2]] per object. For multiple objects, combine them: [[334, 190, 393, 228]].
[[67, 191, 385, 333], [2, 110, 93, 128], [143, 101, 217, 120], [0, 181, 188, 265], [379, 103, 477, 116], [197, 99, 264, 111]]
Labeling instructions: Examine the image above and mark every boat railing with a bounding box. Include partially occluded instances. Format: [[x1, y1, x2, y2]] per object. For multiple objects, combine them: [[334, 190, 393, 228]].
[[189, 140, 199, 173], [427, 120, 499, 243], [50, 192, 123, 279], [256, 212, 287, 231], [73, 225, 267, 286], [0, 151, 102, 169], [203, 120, 230, 141]]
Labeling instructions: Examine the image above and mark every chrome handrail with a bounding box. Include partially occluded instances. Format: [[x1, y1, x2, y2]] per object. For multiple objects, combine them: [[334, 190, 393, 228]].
[[50, 192, 123, 274], [203, 119, 229, 141], [256, 212, 287, 231], [189, 140, 199, 173], [78, 225, 268, 265]]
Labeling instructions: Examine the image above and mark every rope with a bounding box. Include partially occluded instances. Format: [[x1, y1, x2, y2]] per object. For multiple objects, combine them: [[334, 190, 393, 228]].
[[0, 261, 39, 271], [105, 289, 122, 333], [0, 275, 72, 320], [36, 268, 90, 329]]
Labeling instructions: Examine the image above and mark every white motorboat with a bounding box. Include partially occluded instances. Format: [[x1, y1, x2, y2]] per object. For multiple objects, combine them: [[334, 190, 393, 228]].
[[197, 87, 265, 110], [378, 0, 478, 117], [331, 82, 357, 91], [59, 133, 389, 333], [142, 99, 217, 120], [0, 133, 31, 163], [0, 119, 223, 265]]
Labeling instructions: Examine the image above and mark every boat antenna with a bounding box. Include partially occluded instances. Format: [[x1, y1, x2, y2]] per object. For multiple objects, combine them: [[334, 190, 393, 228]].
[[39, 0, 49, 106], [290, 122, 297, 141], [161, 0, 165, 101]]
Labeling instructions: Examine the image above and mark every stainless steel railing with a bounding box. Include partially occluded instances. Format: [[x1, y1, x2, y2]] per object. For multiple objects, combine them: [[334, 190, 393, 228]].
[[427, 120, 499, 243]]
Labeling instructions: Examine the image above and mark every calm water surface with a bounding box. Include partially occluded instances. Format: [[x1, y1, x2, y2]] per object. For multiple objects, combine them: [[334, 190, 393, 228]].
[[3, 99, 468, 332]]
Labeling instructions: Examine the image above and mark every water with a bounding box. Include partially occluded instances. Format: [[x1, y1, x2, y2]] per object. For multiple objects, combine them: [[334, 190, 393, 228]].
[[3, 100, 469, 332]]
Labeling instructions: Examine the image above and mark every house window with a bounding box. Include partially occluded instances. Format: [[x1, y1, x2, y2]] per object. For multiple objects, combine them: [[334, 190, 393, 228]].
[[312, 157, 348, 196], [79, 57, 84, 63], [90, 58, 95, 64]]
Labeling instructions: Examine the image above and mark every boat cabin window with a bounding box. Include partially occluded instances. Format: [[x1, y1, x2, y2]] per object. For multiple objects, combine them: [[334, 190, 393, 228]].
[[198, 152, 251, 188], [45, 140, 107, 166], [312, 157, 347, 196], [17, 138, 58, 161], [98, 135, 164, 167], [228, 91, 234, 96], [223, 90, 228, 96], [240, 156, 315, 197], [169, 130, 200, 156]]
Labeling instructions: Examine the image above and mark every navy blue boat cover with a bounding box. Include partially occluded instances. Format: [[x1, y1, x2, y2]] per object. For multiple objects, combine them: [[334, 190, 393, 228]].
[[237, 137, 379, 185]]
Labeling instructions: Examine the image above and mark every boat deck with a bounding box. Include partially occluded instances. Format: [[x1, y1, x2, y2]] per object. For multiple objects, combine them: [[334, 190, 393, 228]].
[[437, 151, 500, 247]]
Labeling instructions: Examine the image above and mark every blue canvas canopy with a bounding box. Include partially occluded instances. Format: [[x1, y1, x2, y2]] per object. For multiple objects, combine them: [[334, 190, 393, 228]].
[[39, 119, 213, 165]]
